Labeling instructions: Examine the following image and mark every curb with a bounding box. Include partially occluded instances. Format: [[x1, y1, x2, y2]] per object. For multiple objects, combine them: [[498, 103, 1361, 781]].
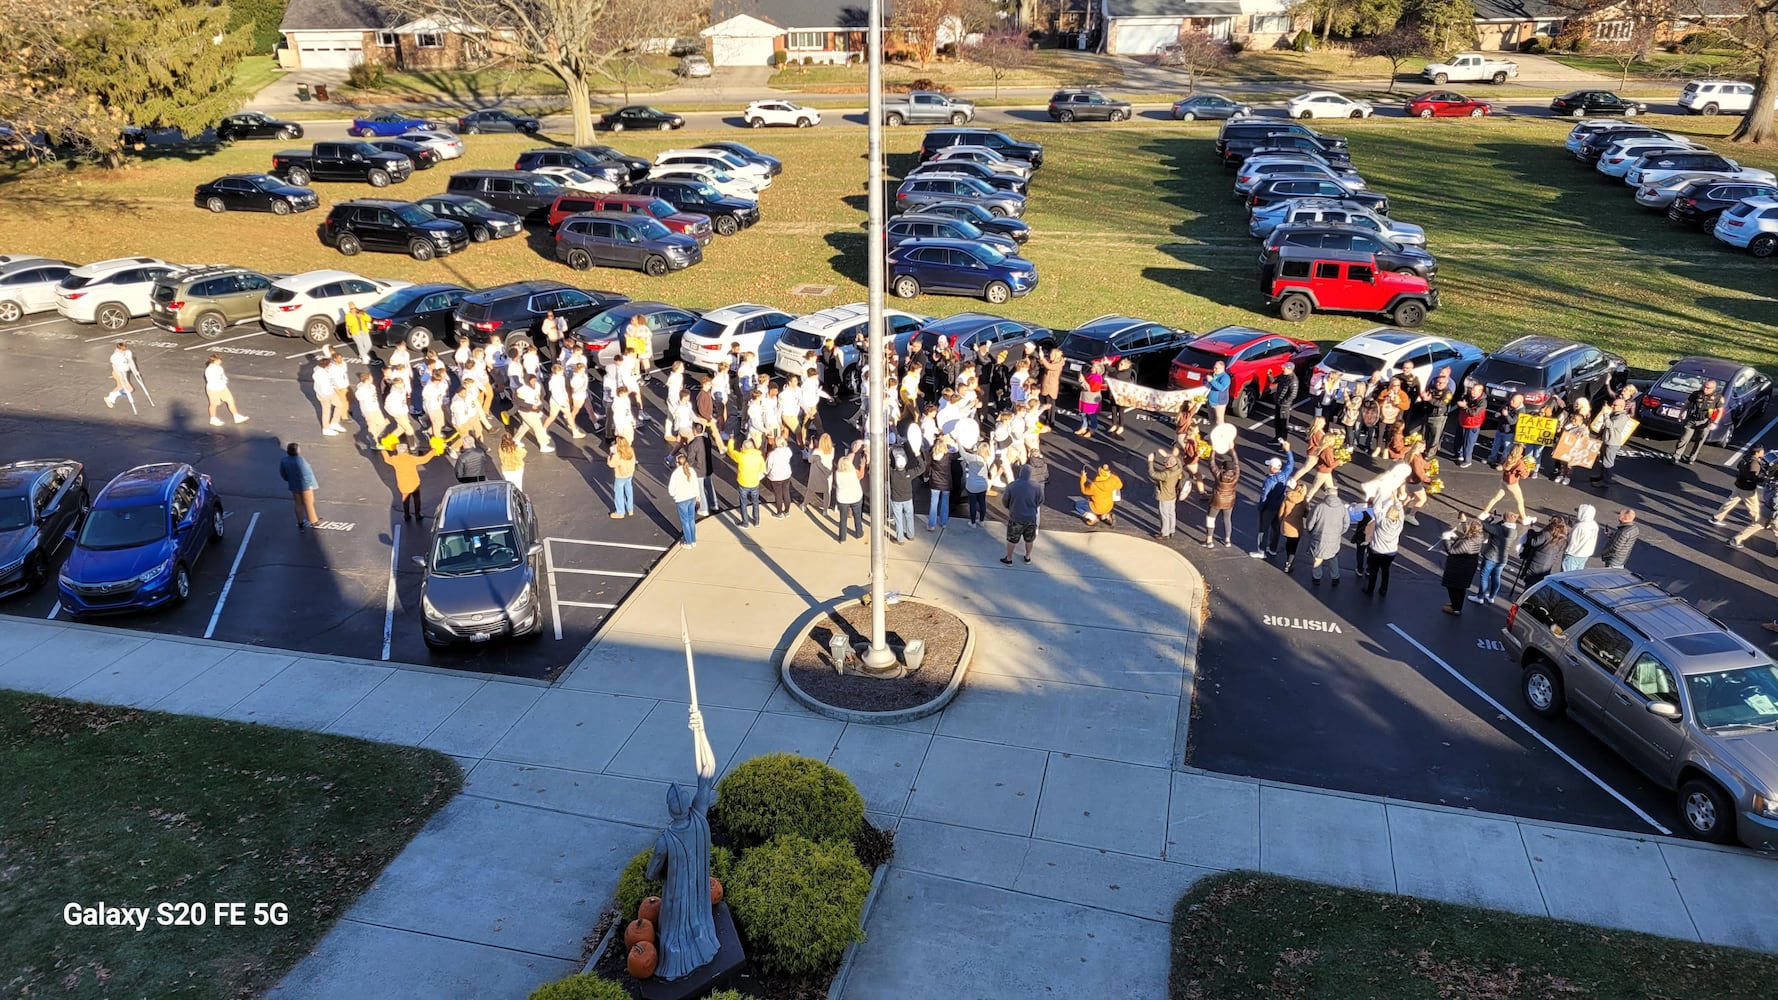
[[826, 861, 890, 1000], [775, 596, 974, 725]]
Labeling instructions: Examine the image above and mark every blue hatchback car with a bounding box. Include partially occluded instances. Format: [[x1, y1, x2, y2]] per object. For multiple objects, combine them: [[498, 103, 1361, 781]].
[[887, 237, 1038, 304], [57, 463, 225, 615]]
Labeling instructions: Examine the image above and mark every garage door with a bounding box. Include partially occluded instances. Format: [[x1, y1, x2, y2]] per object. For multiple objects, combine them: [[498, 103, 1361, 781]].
[[296, 37, 364, 70], [1113, 22, 1181, 57], [711, 35, 775, 67]]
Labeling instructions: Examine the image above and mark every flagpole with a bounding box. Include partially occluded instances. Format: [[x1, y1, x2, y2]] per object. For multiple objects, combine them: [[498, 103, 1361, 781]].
[[858, 0, 896, 675]]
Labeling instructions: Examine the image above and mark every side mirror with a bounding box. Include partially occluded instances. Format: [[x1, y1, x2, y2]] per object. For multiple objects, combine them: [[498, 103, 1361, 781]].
[[410, 555, 427, 569], [65, 528, 78, 542], [527, 542, 544, 557], [1647, 701, 1680, 720]]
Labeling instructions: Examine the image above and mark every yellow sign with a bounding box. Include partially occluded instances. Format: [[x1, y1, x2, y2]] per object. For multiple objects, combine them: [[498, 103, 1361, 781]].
[[1515, 414, 1559, 446]]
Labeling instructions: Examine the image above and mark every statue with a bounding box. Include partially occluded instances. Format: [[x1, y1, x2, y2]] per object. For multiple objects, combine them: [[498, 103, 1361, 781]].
[[646, 613, 722, 980]]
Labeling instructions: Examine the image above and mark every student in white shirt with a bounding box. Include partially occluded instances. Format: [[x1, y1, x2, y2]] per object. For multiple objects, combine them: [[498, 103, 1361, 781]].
[[355, 372, 390, 444], [104, 343, 135, 408], [510, 374, 555, 453], [203, 354, 248, 425], [312, 357, 345, 434]]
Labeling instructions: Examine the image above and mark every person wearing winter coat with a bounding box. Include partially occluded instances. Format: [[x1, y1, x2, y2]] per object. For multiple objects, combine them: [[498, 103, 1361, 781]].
[[1277, 481, 1308, 572], [1204, 454, 1240, 548], [1270, 365, 1298, 444], [961, 443, 991, 527], [1252, 447, 1296, 558], [923, 436, 955, 531], [1362, 494, 1407, 598], [1439, 515, 1487, 616], [1599, 509, 1640, 568], [1420, 368, 1455, 456], [1563, 504, 1599, 571], [1472, 512, 1524, 605], [1205, 361, 1233, 425], [1520, 515, 1569, 591], [1303, 487, 1347, 586], [802, 434, 835, 514], [1589, 398, 1633, 486], [1148, 448, 1183, 540], [1077, 464, 1123, 526], [1455, 384, 1488, 467], [886, 442, 919, 542], [1717, 446, 1769, 525]]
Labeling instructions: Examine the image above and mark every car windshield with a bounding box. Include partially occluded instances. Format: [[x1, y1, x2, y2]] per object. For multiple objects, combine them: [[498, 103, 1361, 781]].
[[1320, 347, 1384, 377], [460, 196, 495, 213], [1655, 370, 1709, 394], [632, 218, 672, 240], [1686, 664, 1778, 729], [556, 168, 594, 184], [376, 286, 432, 312], [646, 199, 677, 217], [1060, 333, 1114, 358], [346, 141, 380, 157], [1475, 360, 1544, 386], [0, 495, 30, 530], [579, 311, 625, 339], [686, 317, 734, 339], [60, 274, 95, 289], [968, 244, 1007, 265], [530, 176, 564, 192], [1173, 346, 1230, 370], [943, 203, 990, 222], [78, 504, 167, 550], [243, 173, 281, 187], [947, 219, 984, 239], [394, 205, 434, 225], [778, 327, 826, 351], [691, 184, 722, 200], [429, 526, 521, 576]]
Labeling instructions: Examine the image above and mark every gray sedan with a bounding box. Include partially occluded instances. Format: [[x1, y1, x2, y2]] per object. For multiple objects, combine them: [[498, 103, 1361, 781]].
[[1172, 94, 1253, 121]]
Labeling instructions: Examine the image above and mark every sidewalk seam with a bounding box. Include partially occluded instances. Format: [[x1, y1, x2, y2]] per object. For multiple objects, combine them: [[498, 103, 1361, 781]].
[[329, 914, 587, 962], [1656, 842, 1707, 943]]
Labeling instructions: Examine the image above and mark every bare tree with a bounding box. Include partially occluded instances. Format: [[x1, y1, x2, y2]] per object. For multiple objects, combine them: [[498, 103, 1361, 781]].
[[969, 28, 1032, 96], [893, 0, 966, 68], [1354, 23, 1431, 92], [385, 0, 703, 144], [1547, 0, 1672, 62], [1167, 31, 1230, 94], [1592, 22, 1658, 89]]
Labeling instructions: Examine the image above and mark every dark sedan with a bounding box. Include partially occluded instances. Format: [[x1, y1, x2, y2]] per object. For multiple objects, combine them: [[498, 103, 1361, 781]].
[[415, 194, 525, 243], [1550, 90, 1647, 118], [216, 112, 303, 142], [368, 282, 470, 351], [914, 312, 1052, 357], [1667, 179, 1778, 229], [1635, 356, 1772, 446], [576, 144, 651, 180], [1058, 315, 1195, 390], [600, 106, 684, 132], [1172, 94, 1253, 121], [368, 138, 440, 170], [457, 109, 541, 134], [194, 173, 319, 215], [0, 459, 86, 597]]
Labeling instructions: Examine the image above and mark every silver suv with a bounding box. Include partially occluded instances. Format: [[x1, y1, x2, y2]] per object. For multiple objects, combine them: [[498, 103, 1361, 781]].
[[1505, 568, 1778, 849]]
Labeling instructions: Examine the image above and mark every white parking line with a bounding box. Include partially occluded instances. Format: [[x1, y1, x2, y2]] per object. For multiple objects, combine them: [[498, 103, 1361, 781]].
[[382, 521, 401, 660], [545, 538, 562, 640], [1388, 623, 1672, 836], [1727, 410, 1778, 467], [11, 317, 71, 331], [46, 601, 61, 620], [204, 511, 260, 638], [544, 536, 670, 551], [550, 567, 647, 577], [557, 601, 619, 609], [182, 331, 267, 350], [82, 326, 150, 343]]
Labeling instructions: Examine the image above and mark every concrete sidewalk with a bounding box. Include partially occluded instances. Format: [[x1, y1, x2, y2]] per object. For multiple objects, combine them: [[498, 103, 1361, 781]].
[[4, 514, 1776, 999]]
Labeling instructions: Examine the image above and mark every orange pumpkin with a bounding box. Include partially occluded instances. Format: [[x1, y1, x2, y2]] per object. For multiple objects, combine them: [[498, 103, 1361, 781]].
[[623, 918, 654, 950], [639, 896, 661, 925], [628, 940, 658, 979], [709, 877, 724, 905]]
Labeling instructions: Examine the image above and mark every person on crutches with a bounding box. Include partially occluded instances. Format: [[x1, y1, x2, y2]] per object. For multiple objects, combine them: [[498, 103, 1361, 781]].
[[104, 343, 135, 410]]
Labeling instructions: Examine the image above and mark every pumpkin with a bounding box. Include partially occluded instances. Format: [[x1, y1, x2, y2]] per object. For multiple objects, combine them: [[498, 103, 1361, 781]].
[[623, 918, 654, 950], [709, 876, 724, 905], [628, 940, 658, 979], [639, 896, 661, 925]]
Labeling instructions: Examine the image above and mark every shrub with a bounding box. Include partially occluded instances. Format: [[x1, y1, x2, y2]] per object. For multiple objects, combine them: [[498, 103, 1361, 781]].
[[345, 60, 386, 89], [1292, 29, 1314, 52], [1521, 37, 1551, 54], [705, 992, 758, 1000], [802, 55, 814, 66], [727, 834, 871, 975], [1680, 30, 1728, 52], [771, 51, 788, 69], [714, 753, 866, 849], [1228, 38, 1246, 54], [528, 973, 629, 1000], [615, 844, 735, 922]]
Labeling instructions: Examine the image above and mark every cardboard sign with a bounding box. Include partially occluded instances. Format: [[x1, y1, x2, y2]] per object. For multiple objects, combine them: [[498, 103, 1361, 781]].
[[1514, 414, 1559, 446], [1551, 429, 1601, 468]]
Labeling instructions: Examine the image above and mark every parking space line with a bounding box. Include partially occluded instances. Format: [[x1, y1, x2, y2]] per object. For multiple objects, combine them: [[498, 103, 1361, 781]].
[[557, 601, 619, 609], [1387, 623, 1672, 836], [544, 536, 669, 551], [550, 567, 647, 578], [182, 331, 266, 350], [11, 317, 70, 331], [545, 539, 562, 640], [46, 601, 60, 620], [204, 511, 260, 638], [382, 521, 400, 661], [1727, 410, 1778, 467], [82, 327, 149, 343]]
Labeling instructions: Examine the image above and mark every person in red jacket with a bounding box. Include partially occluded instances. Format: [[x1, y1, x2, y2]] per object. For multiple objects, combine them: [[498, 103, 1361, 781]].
[[1454, 384, 1488, 468]]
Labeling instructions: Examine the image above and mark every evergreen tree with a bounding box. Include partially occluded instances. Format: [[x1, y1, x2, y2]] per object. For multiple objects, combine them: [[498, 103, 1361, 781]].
[[62, 0, 251, 134]]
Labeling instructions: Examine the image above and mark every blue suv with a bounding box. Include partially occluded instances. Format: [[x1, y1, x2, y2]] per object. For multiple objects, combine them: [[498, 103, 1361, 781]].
[[887, 238, 1038, 304], [58, 463, 225, 615]]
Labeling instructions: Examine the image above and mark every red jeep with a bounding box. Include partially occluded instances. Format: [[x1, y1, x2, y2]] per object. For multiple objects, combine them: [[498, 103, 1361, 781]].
[[1263, 245, 1438, 328]]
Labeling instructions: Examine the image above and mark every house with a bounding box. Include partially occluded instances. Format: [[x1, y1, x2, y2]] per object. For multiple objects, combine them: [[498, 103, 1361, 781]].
[[704, 0, 870, 67], [277, 0, 509, 70], [1471, 0, 1570, 51], [1097, 0, 1304, 56], [1471, 0, 1742, 52]]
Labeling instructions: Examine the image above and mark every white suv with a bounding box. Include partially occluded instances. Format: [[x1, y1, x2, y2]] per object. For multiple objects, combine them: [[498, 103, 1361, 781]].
[[653, 149, 771, 188], [259, 269, 411, 343], [0, 256, 77, 323], [646, 163, 762, 200], [55, 257, 181, 329], [773, 303, 930, 388], [1678, 80, 1755, 116], [678, 303, 798, 371], [1713, 195, 1778, 257], [742, 100, 820, 128], [1311, 328, 1485, 394]]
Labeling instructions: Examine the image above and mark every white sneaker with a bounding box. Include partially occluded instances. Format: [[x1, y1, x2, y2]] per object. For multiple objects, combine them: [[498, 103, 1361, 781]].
[[234, 414, 249, 423], [211, 417, 224, 426], [330, 423, 346, 433], [322, 428, 340, 436], [104, 394, 116, 409], [541, 445, 556, 453], [1467, 594, 1484, 604], [1249, 550, 1265, 559]]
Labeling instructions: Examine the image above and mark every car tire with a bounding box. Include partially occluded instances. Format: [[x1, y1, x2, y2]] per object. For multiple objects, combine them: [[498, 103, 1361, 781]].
[[567, 248, 594, 270], [273, 198, 293, 215], [984, 280, 1010, 304], [471, 225, 490, 242], [464, 125, 480, 135], [336, 234, 362, 256], [506, 334, 533, 352], [1349, 109, 1365, 119], [278, 126, 298, 140], [409, 239, 436, 261], [304, 317, 334, 344], [1678, 778, 1736, 843], [842, 364, 861, 397], [658, 122, 672, 131], [892, 275, 920, 299], [0, 300, 20, 323], [286, 167, 310, 186], [709, 215, 736, 236], [1699, 210, 1722, 231], [206, 196, 227, 213], [797, 117, 813, 128], [1277, 293, 1312, 322], [1572, 108, 1585, 118], [196, 311, 227, 341], [1058, 109, 1075, 123], [96, 303, 129, 330], [644, 254, 669, 277], [1432, 72, 1449, 85], [612, 121, 625, 132], [405, 326, 434, 351], [368, 169, 390, 188], [987, 204, 1009, 217], [1418, 108, 1434, 119], [1491, 71, 1508, 85], [1624, 107, 1638, 116], [1178, 111, 1196, 121], [173, 563, 191, 604], [951, 112, 968, 125], [1298, 110, 1313, 120], [1110, 110, 1127, 122], [1230, 384, 1257, 419], [211, 506, 226, 541], [1750, 234, 1778, 258], [748, 117, 763, 128], [886, 112, 903, 127], [1521, 660, 1565, 718], [1702, 103, 1720, 116], [1470, 107, 1485, 117], [1393, 300, 1428, 328]]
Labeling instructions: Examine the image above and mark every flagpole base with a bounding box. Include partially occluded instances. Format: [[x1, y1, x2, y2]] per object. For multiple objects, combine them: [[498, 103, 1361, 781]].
[[856, 642, 903, 678]]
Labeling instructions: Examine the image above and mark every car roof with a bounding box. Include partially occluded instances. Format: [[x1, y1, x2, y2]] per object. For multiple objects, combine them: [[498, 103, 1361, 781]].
[[0, 460, 66, 493], [1191, 325, 1279, 350], [1273, 243, 1377, 262], [696, 303, 779, 323], [1070, 315, 1161, 337], [1331, 330, 1431, 358], [161, 263, 260, 283], [605, 300, 686, 318], [452, 169, 541, 179], [1542, 569, 1771, 672], [1662, 356, 1746, 380], [894, 237, 1001, 253], [69, 256, 169, 276], [98, 463, 189, 503], [1740, 195, 1778, 208], [0, 257, 74, 275], [437, 482, 518, 532], [1490, 335, 1588, 364], [1293, 91, 1345, 99], [277, 269, 372, 290], [463, 279, 575, 302], [923, 312, 1006, 333], [335, 198, 411, 209]]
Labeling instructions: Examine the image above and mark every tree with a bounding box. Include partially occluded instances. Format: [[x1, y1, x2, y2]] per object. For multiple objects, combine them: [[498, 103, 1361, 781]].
[[892, 0, 966, 68], [1701, 0, 1778, 143], [1168, 31, 1230, 94], [1403, 0, 1476, 51], [968, 28, 1032, 97], [1355, 23, 1431, 91], [1293, 0, 1404, 45], [226, 0, 290, 54], [1547, 0, 1672, 62], [1592, 21, 1658, 89], [387, 0, 704, 144]]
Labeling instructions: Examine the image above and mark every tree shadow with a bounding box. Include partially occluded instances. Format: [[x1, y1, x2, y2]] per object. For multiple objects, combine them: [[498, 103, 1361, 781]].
[[824, 231, 869, 285]]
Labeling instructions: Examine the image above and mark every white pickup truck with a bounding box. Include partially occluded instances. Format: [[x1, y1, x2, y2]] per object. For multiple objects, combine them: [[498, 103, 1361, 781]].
[[1422, 53, 1519, 85]]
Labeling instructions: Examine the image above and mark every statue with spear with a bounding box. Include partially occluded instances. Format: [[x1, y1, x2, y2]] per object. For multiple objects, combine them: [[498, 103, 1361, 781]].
[[645, 609, 721, 979]]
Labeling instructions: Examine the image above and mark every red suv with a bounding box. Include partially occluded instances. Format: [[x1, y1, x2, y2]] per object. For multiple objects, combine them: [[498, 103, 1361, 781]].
[[1263, 245, 1437, 328], [1170, 325, 1320, 419], [546, 193, 713, 244]]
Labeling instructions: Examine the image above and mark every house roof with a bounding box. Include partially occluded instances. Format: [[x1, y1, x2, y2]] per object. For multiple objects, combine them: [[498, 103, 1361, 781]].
[[1470, 0, 1569, 21], [1102, 0, 1244, 17], [280, 0, 395, 31], [712, 0, 879, 29], [703, 13, 789, 36]]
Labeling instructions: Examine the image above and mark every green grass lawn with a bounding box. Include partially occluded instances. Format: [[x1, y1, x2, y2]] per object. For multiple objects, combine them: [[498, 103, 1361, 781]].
[[1546, 48, 1754, 84], [769, 52, 1124, 93], [363, 64, 572, 101], [0, 691, 463, 999], [1207, 47, 1432, 82], [1, 113, 1775, 375], [230, 55, 283, 102], [1171, 872, 1778, 999]]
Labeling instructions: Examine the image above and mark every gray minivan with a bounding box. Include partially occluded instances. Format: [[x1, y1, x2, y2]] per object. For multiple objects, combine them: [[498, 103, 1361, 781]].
[[443, 169, 566, 224], [1505, 568, 1778, 849], [418, 482, 544, 648], [554, 211, 702, 276]]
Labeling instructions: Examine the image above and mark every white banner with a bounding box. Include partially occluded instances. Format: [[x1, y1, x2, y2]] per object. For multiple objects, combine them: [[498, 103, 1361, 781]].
[[1105, 377, 1207, 414]]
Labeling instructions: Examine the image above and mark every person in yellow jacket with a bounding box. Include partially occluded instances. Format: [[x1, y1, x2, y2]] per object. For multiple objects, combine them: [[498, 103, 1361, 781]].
[[624, 314, 652, 362], [724, 432, 766, 528], [1075, 463, 1123, 527], [344, 303, 374, 362]]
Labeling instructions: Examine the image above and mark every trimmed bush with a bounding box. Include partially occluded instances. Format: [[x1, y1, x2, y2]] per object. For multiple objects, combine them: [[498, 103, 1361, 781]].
[[727, 834, 871, 975], [706, 992, 758, 1000], [771, 51, 788, 69], [528, 973, 629, 1000], [714, 753, 866, 849], [615, 844, 735, 922]]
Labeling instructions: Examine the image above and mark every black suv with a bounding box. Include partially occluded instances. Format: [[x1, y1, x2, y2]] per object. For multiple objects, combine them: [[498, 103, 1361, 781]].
[[1262, 226, 1438, 280], [513, 147, 626, 184], [1057, 314, 1195, 390], [919, 128, 1043, 167], [453, 280, 628, 349], [1574, 125, 1662, 162], [1466, 335, 1627, 419], [1668, 178, 1778, 229], [1217, 120, 1347, 161], [1225, 132, 1352, 168], [1047, 89, 1132, 122], [319, 199, 469, 261], [1248, 177, 1389, 215], [625, 179, 759, 235], [576, 145, 651, 181], [444, 170, 567, 223]]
